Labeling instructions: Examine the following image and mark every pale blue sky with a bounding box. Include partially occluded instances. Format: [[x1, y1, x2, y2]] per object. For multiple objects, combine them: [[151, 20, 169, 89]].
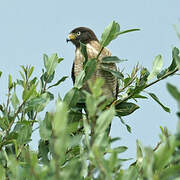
[[0, 0, 180, 166]]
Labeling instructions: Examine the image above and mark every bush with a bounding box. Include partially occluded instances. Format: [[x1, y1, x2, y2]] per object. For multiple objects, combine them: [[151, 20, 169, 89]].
[[0, 21, 180, 180]]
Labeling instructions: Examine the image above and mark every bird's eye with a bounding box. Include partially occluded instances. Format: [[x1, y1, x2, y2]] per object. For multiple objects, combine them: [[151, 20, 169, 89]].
[[76, 31, 81, 36]]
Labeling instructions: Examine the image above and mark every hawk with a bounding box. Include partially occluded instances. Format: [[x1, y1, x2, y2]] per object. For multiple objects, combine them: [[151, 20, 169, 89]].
[[67, 27, 118, 101]]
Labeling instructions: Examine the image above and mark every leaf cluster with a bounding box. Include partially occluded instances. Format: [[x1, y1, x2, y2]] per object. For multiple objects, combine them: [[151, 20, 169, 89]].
[[0, 21, 179, 180]]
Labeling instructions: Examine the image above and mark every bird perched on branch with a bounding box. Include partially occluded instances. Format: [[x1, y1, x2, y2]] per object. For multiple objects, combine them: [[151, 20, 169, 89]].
[[66, 27, 118, 100]]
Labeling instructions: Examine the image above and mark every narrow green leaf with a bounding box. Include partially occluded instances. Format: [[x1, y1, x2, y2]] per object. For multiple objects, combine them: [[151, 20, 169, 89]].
[[43, 54, 49, 70], [167, 83, 180, 108], [95, 107, 115, 145], [148, 55, 163, 81], [86, 94, 96, 118], [147, 92, 170, 113], [53, 101, 68, 135], [0, 71, 2, 78], [157, 68, 168, 79], [48, 76, 68, 89], [102, 56, 127, 64], [84, 58, 97, 81], [116, 28, 140, 35], [136, 140, 143, 164], [118, 116, 132, 133], [28, 66, 34, 79], [58, 57, 64, 63], [8, 74, 13, 90], [80, 42, 88, 66], [107, 146, 128, 154], [101, 66, 124, 80], [53, 101, 68, 161], [168, 47, 178, 71], [74, 70, 85, 89], [115, 102, 139, 116]]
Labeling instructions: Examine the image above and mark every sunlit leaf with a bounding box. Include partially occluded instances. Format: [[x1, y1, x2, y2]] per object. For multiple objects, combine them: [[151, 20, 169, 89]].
[[147, 55, 163, 81], [8, 74, 13, 90]]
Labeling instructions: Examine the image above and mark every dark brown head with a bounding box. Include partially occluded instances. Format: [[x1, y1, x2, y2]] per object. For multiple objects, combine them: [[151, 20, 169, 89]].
[[66, 27, 98, 48]]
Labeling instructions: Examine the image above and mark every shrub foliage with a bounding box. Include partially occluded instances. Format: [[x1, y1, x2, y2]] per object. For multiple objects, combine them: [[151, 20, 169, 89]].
[[0, 21, 180, 179]]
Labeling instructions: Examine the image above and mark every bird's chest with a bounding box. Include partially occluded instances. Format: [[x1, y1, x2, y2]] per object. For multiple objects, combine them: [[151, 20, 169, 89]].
[[73, 43, 109, 77]]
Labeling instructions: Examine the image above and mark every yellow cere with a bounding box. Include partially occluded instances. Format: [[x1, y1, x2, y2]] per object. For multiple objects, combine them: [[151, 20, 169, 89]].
[[68, 33, 76, 40]]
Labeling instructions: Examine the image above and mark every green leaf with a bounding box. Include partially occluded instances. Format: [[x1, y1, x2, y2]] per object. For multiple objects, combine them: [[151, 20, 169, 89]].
[[147, 55, 163, 81], [136, 140, 143, 164], [63, 88, 81, 107], [101, 66, 124, 80], [119, 117, 132, 133], [116, 28, 140, 36], [43, 53, 61, 77], [74, 70, 85, 89], [100, 21, 120, 47], [115, 102, 139, 116], [0, 165, 5, 180], [168, 47, 178, 71], [86, 94, 96, 118], [53, 101, 68, 159], [102, 56, 127, 64], [43, 54, 49, 70], [157, 68, 168, 79], [95, 107, 115, 145], [8, 74, 13, 90], [11, 92, 20, 110], [14, 121, 32, 145], [147, 92, 170, 113], [38, 140, 49, 164], [26, 93, 50, 112], [173, 47, 180, 69], [88, 78, 104, 98], [107, 146, 128, 154], [53, 101, 68, 134], [39, 112, 52, 140], [48, 76, 68, 89], [28, 66, 34, 79], [0, 71, 2, 78], [132, 94, 148, 99], [22, 84, 37, 101], [159, 164, 180, 180], [80, 42, 88, 66], [84, 58, 97, 81], [154, 135, 176, 170], [167, 83, 180, 108]]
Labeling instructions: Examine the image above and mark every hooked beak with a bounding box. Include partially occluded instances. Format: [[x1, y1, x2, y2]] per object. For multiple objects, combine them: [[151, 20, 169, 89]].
[[66, 33, 76, 43]]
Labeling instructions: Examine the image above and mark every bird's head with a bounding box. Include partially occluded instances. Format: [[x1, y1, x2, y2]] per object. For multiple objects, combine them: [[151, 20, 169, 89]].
[[66, 27, 98, 48]]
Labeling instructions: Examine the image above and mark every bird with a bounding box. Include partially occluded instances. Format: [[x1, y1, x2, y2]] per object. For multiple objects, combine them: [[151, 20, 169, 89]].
[[66, 27, 119, 102]]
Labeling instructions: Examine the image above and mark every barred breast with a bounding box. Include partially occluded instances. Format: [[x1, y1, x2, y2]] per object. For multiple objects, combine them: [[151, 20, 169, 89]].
[[73, 41, 118, 99]]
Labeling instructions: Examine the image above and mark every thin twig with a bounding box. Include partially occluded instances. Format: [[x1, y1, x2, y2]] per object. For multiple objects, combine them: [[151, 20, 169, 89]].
[[117, 68, 179, 105]]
